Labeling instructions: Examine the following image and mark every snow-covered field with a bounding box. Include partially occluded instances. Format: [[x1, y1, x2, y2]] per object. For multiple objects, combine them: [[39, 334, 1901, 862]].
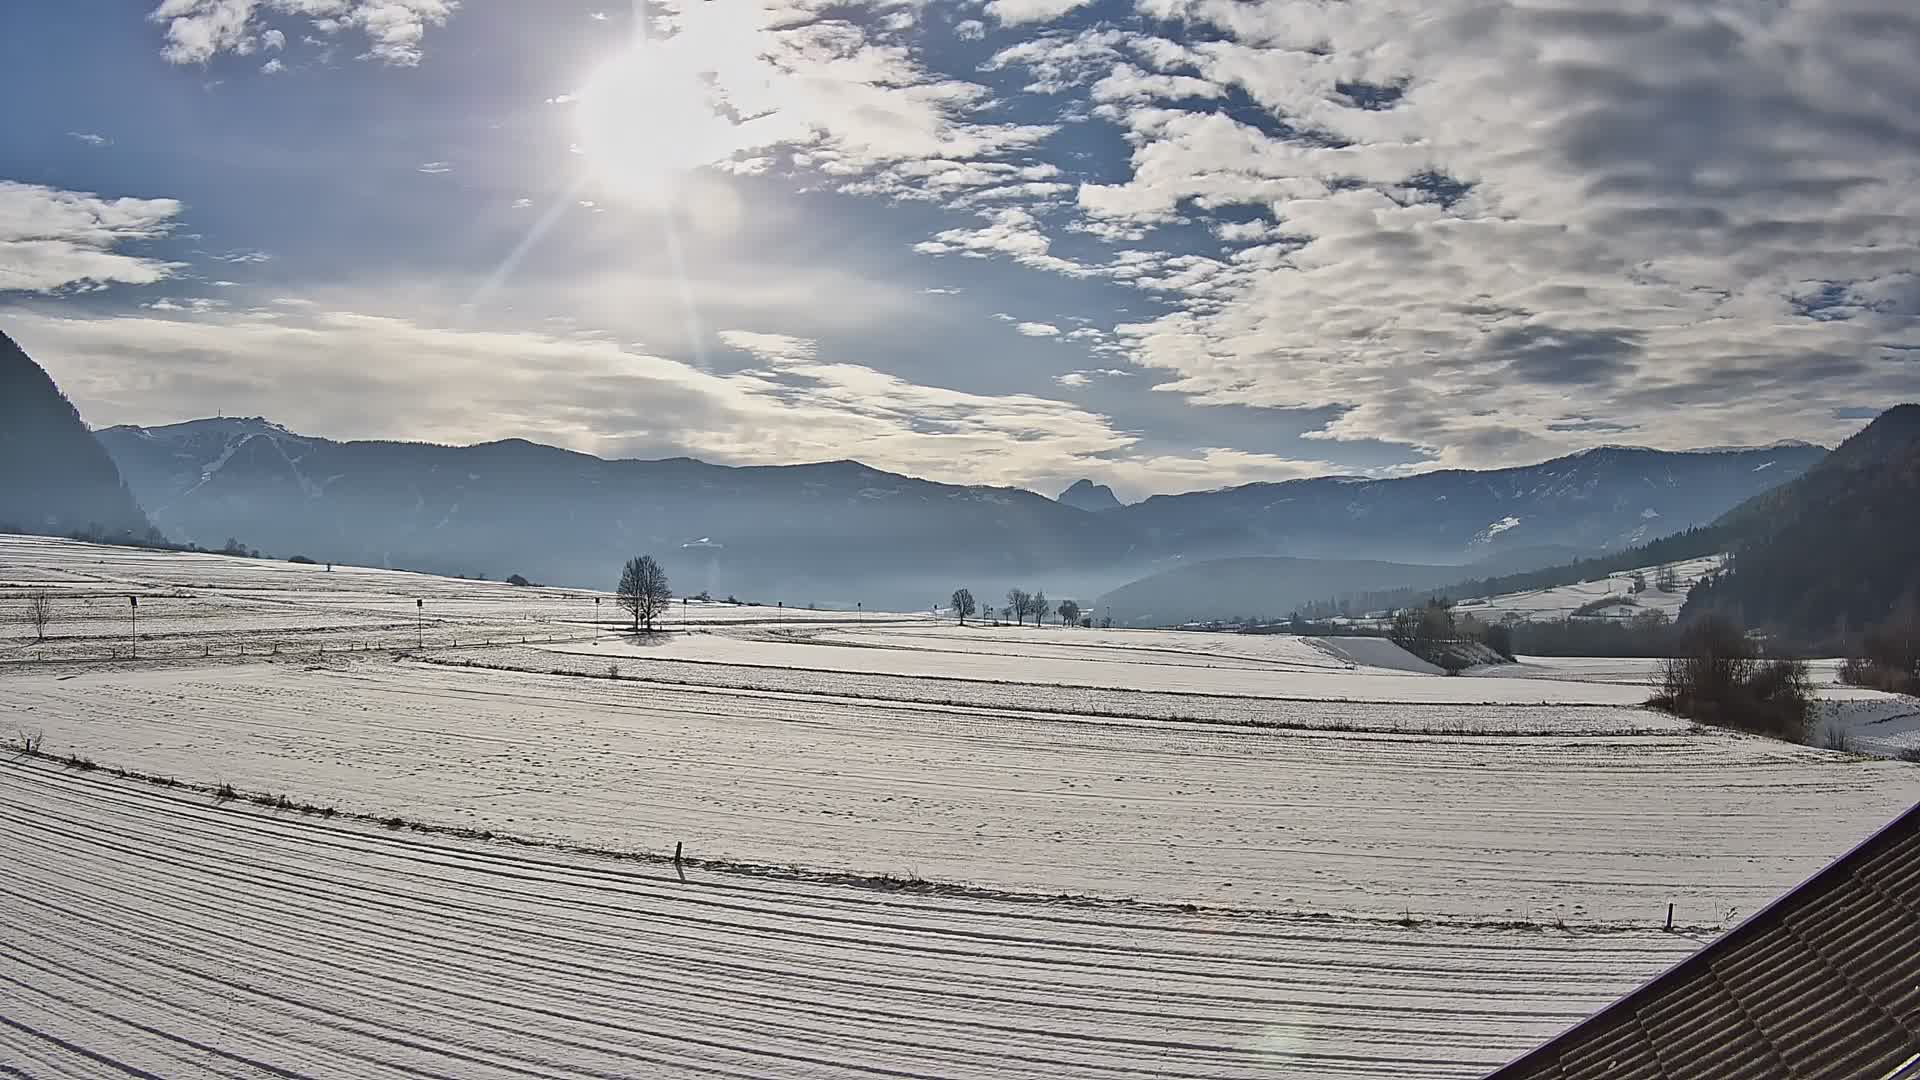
[[0, 534, 923, 661], [1456, 554, 1725, 622], [2, 758, 1702, 1079], [3, 535, 1917, 1077], [544, 627, 1653, 704]]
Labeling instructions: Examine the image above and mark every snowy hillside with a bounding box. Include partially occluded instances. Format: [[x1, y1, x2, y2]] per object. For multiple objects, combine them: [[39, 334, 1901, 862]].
[[1456, 554, 1726, 622]]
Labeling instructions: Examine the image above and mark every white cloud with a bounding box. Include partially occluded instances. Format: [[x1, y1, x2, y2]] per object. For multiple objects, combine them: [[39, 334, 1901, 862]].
[[555, 5, 1057, 204], [913, 207, 1086, 275], [717, 329, 818, 362], [511, 197, 533, 209], [953, 19, 985, 41], [260, 57, 285, 73], [985, 0, 1097, 27], [148, 0, 455, 67], [984, 27, 1129, 93], [1054, 372, 1089, 387], [0, 182, 185, 294], [1015, 321, 1060, 337], [938, 0, 1920, 466], [144, 297, 229, 313], [68, 132, 111, 147], [417, 161, 452, 174]]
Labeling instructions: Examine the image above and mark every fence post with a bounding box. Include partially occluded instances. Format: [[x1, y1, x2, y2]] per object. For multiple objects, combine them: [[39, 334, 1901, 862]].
[[1666, 903, 1674, 931]]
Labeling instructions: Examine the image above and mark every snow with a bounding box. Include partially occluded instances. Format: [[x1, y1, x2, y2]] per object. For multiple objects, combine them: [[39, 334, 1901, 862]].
[[3, 534, 1917, 1077], [1307, 635, 1446, 675], [2, 757, 1705, 1079], [1458, 554, 1726, 622], [545, 628, 1651, 705]]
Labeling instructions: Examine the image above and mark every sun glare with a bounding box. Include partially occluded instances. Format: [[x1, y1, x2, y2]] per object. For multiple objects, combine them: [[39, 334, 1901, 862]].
[[575, 47, 732, 199]]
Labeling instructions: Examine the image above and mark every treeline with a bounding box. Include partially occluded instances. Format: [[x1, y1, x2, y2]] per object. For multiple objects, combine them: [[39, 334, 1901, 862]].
[[950, 587, 1098, 627], [0, 520, 271, 560]]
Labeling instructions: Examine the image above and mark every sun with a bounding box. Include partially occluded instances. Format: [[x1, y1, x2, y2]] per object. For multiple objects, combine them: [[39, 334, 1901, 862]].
[[575, 46, 733, 199]]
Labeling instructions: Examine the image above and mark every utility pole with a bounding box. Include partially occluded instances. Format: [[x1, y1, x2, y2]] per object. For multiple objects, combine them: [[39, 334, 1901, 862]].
[[129, 595, 138, 659], [595, 596, 601, 640], [416, 598, 423, 650]]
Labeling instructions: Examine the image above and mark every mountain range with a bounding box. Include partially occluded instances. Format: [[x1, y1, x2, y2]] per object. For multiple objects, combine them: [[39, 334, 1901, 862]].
[[0, 330, 1838, 611], [94, 414, 1823, 609]]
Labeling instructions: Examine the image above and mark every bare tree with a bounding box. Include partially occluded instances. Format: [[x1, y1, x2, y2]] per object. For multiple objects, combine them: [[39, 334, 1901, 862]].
[[1655, 564, 1680, 593], [1057, 599, 1081, 627], [27, 592, 51, 642], [951, 588, 977, 625], [1006, 588, 1030, 627], [617, 555, 673, 633], [1029, 590, 1048, 627]]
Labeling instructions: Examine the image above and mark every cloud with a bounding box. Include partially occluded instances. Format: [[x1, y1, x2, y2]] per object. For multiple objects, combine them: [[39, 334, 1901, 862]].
[[913, 207, 1085, 275], [68, 132, 111, 147], [148, 0, 455, 67], [0, 182, 185, 294], [260, 57, 285, 73], [718, 329, 818, 362], [554, 5, 1058, 202], [417, 161, 452, 174], [924, 0, 1920, 466], [1054, 372, 1089, 387], [985, 0, 1098, 26], [511, 197, 533, 209], [1015, 321, 1060, 337], [144, 297, 228, 313], [11, 306, 1194, 490]]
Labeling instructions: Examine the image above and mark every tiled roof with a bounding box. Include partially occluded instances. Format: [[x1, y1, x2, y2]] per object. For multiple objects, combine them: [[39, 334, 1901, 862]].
[[1487, 801, 1920, 1080]]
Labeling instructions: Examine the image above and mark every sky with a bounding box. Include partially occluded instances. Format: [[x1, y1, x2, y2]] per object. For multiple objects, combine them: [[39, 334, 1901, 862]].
[[2, 0, 1917, 500]]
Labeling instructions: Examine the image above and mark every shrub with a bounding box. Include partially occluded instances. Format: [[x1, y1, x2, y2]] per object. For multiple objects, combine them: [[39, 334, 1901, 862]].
[[288, 555, 316, 565], [506, 574, 531, 587], [1650, 615, 1815, 743], [1839, 614, 1920, 695]]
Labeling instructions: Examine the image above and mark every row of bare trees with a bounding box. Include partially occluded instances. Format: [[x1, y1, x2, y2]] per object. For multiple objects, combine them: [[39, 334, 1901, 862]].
[[950, 587, 1084, 627]]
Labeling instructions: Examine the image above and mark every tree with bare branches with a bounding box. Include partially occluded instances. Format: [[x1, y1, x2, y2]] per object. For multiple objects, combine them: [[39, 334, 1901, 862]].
[[27, 592, 51, 642], [617, 555, 672, 633]]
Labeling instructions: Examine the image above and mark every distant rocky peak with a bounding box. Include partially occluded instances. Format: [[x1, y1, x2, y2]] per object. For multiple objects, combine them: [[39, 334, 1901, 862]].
[[1057, 478, 1123, 512]]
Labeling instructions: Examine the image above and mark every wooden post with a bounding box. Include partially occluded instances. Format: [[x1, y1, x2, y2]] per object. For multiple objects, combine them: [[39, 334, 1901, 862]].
[[674, 841, 685, 883], [1666, 903, 1674, 931]]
